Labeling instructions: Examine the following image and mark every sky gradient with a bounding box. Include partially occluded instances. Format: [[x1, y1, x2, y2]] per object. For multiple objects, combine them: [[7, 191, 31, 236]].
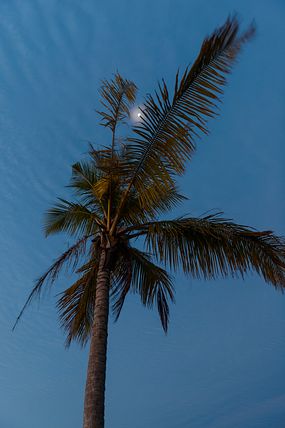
[[0, 1, 285, 427]]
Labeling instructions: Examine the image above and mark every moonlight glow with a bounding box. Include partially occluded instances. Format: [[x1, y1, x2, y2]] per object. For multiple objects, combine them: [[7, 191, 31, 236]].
[[130, 106, 144, 123]]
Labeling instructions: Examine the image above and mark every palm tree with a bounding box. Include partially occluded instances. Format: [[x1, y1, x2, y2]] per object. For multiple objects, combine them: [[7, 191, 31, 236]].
[[15, 17, 285, 428]]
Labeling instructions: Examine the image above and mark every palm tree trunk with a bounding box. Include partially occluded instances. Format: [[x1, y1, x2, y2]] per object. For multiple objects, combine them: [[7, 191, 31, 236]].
[[83, 249, 110, 428]]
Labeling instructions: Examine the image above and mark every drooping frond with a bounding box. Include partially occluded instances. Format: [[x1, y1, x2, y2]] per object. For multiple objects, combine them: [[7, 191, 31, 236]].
[[12, 236, 90, 330], [138, 214, 285, 288], [57, 256, 99, 347], [112, 17, 255, 230], [111, 244, 175, 332], [98, 73, 137, 136], [44, 198, 100, 236], [110, 245, 132, 320]]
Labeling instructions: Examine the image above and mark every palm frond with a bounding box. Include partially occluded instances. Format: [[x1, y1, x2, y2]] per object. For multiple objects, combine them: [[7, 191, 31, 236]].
[[140, 214, 285, 288], [111, 17, 255, 231], [57, 255, 99, 347], [110, 246, 132, 320], [68, 160, 100, 194], [69, 150, 130, 221], [12, 236, 90, 330], [98, 73, 137, 136], [111, 245, 174, 332], [44, 198, 100, 236], [119, 183, 187, 227]]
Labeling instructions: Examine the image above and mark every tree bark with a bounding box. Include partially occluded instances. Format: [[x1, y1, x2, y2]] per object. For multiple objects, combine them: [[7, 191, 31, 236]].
[[83, 249, 110, 428]]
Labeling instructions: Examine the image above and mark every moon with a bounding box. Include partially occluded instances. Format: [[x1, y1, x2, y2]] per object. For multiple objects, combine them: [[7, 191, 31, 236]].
[[130, 106, 144, 123]]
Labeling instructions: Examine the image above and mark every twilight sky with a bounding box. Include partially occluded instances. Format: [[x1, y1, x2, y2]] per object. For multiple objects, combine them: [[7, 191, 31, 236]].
[[0, 1, 285, 427]]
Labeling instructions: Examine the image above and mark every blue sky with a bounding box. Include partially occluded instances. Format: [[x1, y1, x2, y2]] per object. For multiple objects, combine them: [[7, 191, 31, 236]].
[[0, 1, 284, 427]]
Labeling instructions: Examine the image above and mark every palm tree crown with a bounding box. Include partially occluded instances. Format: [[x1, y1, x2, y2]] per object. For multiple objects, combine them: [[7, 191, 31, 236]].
[[15, 16, 285, 428]]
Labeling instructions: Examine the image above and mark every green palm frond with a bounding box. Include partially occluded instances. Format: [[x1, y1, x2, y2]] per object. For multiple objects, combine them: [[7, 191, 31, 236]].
[[92, 176, 112, 201], [44, 198, 101, 236], [90, 148, 133, 189], [98, 73, 137, 137], [57, 257, 99, 347], [12, 236, 90, 330], [68, 160, 100, 195], [69, 150, 130, 220], [68, 160, 108, 212], [128, 178, 186, 222], [110, 17, 255, 232], [119, 184, 187, 227], [111, 245, 174, 332], [138, 215, 285, 288]]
